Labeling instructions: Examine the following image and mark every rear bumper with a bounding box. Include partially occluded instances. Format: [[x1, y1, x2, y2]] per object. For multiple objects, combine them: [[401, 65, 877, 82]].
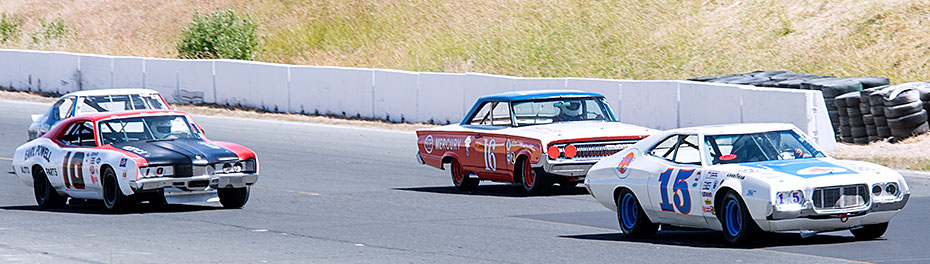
[[130, 173, 258, 191]]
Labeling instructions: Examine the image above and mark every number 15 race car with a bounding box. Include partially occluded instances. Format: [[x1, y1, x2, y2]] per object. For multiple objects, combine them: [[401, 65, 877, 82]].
[[585, 123, 909, 246], [416, 90, 655, 194], [12, 110, 259, 212]]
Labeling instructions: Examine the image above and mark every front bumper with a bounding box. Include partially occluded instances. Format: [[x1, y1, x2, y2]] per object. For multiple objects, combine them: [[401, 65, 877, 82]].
[[130, 173, 259, 191], [763, 193, 909, 232]]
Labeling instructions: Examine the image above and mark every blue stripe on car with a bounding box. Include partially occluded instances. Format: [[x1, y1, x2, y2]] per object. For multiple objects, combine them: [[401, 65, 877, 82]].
[[737, 158, 857, 178]]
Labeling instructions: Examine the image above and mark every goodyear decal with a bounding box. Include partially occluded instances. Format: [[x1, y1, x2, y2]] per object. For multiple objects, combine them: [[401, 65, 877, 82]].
[[738, 158, 856, 178]]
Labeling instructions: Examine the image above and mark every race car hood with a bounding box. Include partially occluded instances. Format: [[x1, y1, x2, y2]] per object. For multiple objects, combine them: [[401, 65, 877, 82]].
[[710, 158, 904, 188], [509, 121, 655, 144], [110, 138, 240, 167]]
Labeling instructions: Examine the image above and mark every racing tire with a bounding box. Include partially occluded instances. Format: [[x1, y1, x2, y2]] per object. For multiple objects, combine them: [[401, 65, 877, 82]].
[[33, 167, 66, 209], [874, 116, 887, 127], [102, 167, 133, 212], [883, 100, 923, 119], [519, 157, 550, 195], [870, 105, 885, 116], [888, 110, 928, 128], [720, 191, 762, 247], [877, 126, 892, 138], [617, 189, 658, 239], [218, 187, 250, 208], [851, 126, 867, 138], [449, 159, 478, 191], [885, 89, 921, 106], [853, 137, 870, 144], [850, 222, 889, 240]]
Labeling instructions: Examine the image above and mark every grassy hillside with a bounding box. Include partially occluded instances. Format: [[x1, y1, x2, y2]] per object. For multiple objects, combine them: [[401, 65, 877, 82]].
[[1, 0, 928, 82]]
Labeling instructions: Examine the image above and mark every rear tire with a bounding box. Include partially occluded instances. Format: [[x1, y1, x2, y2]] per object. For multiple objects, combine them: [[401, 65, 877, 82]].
[[617, 189, 658, 239], [720, 191, 762, 246], [519, 157, 550, 195], [850, 223, 889, 240], [33, 167, 66, 209], [102, 167, 133, 212], [450, 159, 478, 191], [218, 187, 250, 209]]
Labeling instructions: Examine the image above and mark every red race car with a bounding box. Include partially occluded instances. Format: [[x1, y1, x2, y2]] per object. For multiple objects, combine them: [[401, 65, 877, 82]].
[[416, 90, 655, 194]]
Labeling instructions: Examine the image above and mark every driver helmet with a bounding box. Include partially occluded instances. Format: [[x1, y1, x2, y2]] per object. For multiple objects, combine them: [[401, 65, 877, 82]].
[[558, 101, 582, 117], [151, 118, 174, 139]]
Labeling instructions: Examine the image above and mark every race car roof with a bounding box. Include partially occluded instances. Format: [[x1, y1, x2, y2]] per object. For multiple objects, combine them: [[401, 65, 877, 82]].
[[72, 110, 190, 122], [476, 90, 604, 102], [666, 123, 800, 135], [62, 88, 162, 97]]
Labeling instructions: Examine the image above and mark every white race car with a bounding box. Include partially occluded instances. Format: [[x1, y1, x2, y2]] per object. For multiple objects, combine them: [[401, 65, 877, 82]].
[[584, 123, 909, 245], [12, 110, 259, 212], [28, 89, 170, 140]]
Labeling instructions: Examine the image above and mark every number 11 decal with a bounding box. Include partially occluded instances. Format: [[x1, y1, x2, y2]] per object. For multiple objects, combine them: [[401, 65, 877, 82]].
[[658, 168, 693, 215]]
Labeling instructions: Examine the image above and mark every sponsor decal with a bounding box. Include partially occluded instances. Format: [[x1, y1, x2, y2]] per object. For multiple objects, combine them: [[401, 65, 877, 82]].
[[119, 158, 128, 167], [45, 168, 58, 177], [506, 139, 512, 151], [122, 146, 150, 157], [712, 180, 719, 189], [726, 173, 745, 180], [96, 157, 102, 164], [707, 171, 718, 179], [435, 137, 461, 152], [746, 189, 756, 197], [19, 166, 29, 174], [701, 191, 713, 197], [23, 145, 52, 162], [91, 176, 97, 184], [121, 172, 127, 178], [615, 150, 637, 179], [704, 199, 712, 205], [702, 205, 715, 215], [89, 165, 96, 175], [796, 167, 848, 175], [464, 136, 472, 156]]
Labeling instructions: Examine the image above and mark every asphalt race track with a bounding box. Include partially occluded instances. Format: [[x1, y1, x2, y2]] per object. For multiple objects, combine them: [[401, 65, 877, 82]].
[[1, 99, 929, 263]]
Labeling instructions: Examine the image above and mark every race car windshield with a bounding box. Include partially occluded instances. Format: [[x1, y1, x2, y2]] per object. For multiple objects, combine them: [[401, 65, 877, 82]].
[[97, 115, 201, 145], [511, 97, 615, 126], [75, 94, 168, 116], [704, 130, 825, 165]]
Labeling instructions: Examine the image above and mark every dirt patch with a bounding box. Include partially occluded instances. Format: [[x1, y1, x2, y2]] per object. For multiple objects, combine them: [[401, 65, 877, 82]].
[[0, 89, 435, 131]]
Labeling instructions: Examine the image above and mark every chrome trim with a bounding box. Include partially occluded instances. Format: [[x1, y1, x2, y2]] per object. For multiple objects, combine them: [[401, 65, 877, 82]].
[[133, 172, 259, 191]]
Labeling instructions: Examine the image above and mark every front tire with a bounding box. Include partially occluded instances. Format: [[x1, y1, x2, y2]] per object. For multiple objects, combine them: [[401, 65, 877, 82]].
[[218, 187, 250, 208], [450, 159, 478, 191], [850, 223, 889, 240], [617, 189, 658, 238], [720, 191, 762, 246], [33, 167, 66, 209], [519, 158, 550, 195], [102, 167, 133, 212]]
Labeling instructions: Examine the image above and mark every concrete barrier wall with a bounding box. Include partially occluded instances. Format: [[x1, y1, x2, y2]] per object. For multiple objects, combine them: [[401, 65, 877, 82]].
[[0, 49, 837, 149]]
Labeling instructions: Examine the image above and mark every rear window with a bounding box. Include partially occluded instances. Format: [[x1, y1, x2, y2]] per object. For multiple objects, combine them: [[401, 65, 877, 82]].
[[75, 94, 168, 115]]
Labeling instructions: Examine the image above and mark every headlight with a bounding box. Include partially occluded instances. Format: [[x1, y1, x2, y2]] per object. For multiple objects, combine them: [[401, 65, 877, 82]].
[[214, 159, 256, 174], [775, 190, 804, 209], [884, 182, 899, 196], [140, 166, 174, 178], [871, 184, 883, 195]]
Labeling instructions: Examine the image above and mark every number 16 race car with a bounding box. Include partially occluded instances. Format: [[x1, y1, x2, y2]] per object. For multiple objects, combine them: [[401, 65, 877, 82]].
[[416, 90, 655, 194], [12, 110, 259, 212], [585, 123, 909, 246]]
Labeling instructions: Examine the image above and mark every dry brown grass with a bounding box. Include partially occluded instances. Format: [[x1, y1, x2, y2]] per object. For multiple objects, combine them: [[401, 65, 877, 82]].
[[3, 0, 930, 82], [829, 134, 930, 170], [0, 89, 432, 131]]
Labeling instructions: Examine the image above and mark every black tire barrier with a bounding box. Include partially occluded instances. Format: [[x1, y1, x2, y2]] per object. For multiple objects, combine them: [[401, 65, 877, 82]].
[[824, 98, 836, 110], [828, 110, 840, 122], [842, 91, 861, 106], [749, 70, 794, 78], [868, 135, 880, 142], [820, 79, 864, 98], [847, 107, 862, 117], [891, 122, 930, 140], [849, 77, 891, 89], [883, 100, 923, 119], [688, 73, 742, 82], [853, 137, 870, 144], [839, 116, 849, 126], [888, 109, 928, 129], [851, 126, 868, 138], [877, 126, 892, 138], [849, 116, 865, 127], [863, 114, 875, 126], [874, 115, 887, 127], [884, 88, 921, 106], [706, 75, 749, 83], [870, 105, 885, 116], [726, 77, 771, 85], [801, 77, 839, 90], [834, 95, 849, 108]]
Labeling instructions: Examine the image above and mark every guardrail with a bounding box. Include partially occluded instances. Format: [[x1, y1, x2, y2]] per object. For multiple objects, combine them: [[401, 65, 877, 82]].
[[0, 49, 836, 150]]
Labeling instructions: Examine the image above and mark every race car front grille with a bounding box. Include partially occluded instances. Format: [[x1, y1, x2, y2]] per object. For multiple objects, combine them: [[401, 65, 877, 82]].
[[812, 184, 869, 210], [551, 140, 639, 160]]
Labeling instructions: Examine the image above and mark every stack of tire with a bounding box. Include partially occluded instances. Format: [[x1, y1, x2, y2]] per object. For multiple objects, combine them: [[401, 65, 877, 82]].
[[865, 86, 893, 140], [837, 91, 869, 144], [690, 71, 891, 144], [882, 82, 930, 141]]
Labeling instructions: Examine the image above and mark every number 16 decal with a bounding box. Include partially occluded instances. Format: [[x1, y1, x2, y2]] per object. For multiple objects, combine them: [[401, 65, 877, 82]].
[[658, 168, 693, 215]]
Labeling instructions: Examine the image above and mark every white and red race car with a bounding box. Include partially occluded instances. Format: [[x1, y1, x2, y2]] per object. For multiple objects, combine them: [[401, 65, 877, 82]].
[[416, 90, 655, 194], [12, 110, 259, 212]]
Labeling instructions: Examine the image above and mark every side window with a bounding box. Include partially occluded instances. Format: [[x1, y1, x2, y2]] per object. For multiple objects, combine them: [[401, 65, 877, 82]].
[[673, 135, 702, 165], [60, 122, 96, 147], [649, 136, 678, 160], [469, 103, 493, 125], [491, 102, 512, 126], [54, 97, 75, 120]]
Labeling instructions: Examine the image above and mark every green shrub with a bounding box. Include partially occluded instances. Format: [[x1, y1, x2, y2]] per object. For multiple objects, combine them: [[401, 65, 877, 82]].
[[31, 18, 69, 45], [176, 9, 260, 60], [0, 12, 22, 43]]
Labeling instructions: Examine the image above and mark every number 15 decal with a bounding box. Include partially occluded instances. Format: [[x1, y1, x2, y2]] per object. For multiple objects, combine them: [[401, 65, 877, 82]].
[[658, 168, 693, 215]]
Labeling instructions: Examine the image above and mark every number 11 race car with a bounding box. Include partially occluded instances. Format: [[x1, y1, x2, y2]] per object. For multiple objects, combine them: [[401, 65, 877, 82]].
[[12, 110, 259, 212], [585, 123, 909, 245], [416, 90, 655, 194]]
